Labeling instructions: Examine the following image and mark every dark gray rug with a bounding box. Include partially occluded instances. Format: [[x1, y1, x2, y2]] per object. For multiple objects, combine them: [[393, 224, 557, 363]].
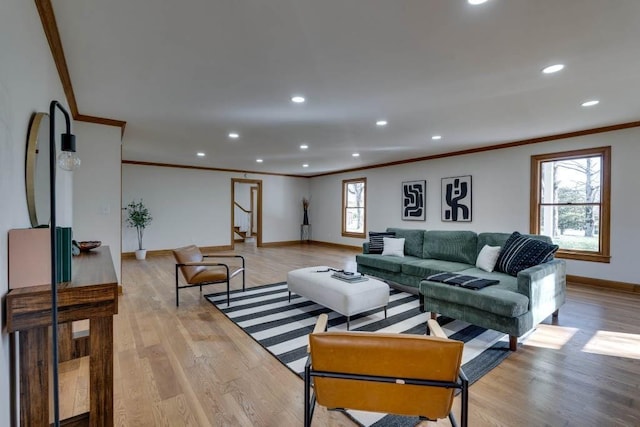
[[206, 282, 512, 426]]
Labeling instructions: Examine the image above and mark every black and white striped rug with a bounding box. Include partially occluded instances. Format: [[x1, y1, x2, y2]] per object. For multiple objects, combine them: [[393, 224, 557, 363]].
[[205, 282, 512, 427]]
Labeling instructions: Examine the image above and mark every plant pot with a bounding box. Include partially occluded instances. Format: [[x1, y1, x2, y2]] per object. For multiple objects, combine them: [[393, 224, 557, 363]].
[[135, 249, 147, 260]]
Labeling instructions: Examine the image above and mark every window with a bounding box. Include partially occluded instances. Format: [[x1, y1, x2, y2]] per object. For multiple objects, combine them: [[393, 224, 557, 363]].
[[342, 177, 366, 238], [530, 146, 611, 263]]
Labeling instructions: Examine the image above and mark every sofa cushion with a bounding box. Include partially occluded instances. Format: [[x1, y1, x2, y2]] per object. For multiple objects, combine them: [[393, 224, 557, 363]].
[[476, 232, 513, 251], [355, 254, 422, 273], [475, 245, 501, 272], [401, 259, 472, 278], [422, 230, 477, 264], [421, 269, 528, 317], [456, 267, 518, 288], [386, 228, 425, 258], [368, 231, 396, 254], [477, 232, 553, 255], [425, 272, 499, 290], [495, 232, 559, 277], [382, 237, 405, 257]]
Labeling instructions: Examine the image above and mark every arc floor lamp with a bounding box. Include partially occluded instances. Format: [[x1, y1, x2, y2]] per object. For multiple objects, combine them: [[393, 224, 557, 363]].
[[48, 100, 79, 427]]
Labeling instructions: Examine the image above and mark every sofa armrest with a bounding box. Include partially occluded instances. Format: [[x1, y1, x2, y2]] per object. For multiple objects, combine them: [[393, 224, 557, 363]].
[[363, 242, 370, 254], [517, 259, 566, 322]]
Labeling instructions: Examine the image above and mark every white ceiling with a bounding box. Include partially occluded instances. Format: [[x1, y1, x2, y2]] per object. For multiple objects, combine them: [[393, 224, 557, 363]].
[[52, 0, 640, 176]]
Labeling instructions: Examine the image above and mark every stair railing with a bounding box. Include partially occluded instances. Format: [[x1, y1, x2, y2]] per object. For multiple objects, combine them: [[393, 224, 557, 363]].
[[234, 202, 252, 237]]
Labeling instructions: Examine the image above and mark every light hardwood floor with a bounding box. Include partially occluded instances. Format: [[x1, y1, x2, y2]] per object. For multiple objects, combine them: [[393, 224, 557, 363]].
[[103, 242, 639, 426]]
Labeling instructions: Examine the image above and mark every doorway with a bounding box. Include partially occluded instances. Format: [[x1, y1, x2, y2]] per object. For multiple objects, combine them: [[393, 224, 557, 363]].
[[231, 178, 262, 248]]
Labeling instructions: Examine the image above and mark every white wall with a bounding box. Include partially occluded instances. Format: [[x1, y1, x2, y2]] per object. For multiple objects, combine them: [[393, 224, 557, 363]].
[[73, 121, 122, 281], [310, 127, 640, 284], [262, 174, 311, 242], [235, 182, 253, 209], [122, 164, 309, 251], [0, 1, 73, 424]]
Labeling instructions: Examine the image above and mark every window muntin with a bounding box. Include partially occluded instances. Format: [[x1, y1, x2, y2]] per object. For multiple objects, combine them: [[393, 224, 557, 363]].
[[531, 146, 610, 262], [342, 178, 366, 238]]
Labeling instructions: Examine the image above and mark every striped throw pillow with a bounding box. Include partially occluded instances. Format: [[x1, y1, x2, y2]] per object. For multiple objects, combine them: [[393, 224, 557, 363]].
[[495, 232, 558, 276], [368, 231, 396, 254]]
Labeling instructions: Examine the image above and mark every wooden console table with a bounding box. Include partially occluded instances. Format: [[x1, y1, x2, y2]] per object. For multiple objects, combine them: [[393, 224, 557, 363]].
[[6, 246, 118, 427]]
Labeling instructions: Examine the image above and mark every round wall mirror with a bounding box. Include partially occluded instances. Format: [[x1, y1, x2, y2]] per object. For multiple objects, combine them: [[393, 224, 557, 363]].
[[26, 112, 51, 227]]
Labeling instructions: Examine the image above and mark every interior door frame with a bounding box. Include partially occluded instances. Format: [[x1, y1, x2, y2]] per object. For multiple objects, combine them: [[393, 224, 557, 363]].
[[250, 186, 258, 235], [231, 178, 262, 248]]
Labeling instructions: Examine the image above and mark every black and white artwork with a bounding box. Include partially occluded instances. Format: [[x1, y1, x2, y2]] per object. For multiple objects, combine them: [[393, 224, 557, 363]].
[[442, 175, 472, 222], [402, 180, 426, 221]]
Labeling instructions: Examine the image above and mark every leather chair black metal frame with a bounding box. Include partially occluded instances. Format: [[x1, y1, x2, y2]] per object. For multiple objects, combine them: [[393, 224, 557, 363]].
[[173, 245, 245, 306], [304, 315, 468, 427]]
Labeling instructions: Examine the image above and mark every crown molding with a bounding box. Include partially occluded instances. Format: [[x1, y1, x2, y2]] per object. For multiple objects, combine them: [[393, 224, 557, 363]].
[[121, 160, 308, 178], [75, 114, 127, 138], [309, 120, 640, 177], [35, 0, 127, 137]]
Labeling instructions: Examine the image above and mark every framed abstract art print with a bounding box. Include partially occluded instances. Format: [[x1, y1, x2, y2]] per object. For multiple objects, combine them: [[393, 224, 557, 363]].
[[402, 180, 426, 221], [441, 175, 472, 222]]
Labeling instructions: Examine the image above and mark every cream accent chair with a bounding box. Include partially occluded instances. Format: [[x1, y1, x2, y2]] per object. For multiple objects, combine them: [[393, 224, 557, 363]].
[[305, 314, 468, 426], [172, 245, 245, 306]]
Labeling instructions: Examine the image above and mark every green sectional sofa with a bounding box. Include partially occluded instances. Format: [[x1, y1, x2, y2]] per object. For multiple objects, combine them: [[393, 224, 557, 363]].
[[356, 229, 566, 350]]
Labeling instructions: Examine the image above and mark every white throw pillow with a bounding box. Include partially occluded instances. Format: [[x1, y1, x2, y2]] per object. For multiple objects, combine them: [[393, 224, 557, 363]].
[[382, 237, 405, 257], [476, 245, 501, 272]]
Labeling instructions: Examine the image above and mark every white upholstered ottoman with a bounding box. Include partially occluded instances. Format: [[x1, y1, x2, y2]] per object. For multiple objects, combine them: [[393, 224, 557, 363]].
[[287, 266, 390, 329]]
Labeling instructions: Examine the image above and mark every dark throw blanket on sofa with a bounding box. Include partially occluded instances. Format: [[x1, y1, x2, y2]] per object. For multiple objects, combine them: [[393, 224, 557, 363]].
[[425, 272, 499, 290]]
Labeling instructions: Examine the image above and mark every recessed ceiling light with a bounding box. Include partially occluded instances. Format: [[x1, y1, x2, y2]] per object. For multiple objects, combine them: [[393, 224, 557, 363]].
[[352, 153, 360, 157], [228, 132, 239, 139], [376, 120, 388, 127], [431, 135, 442, 140], [302, 164, 309, 168], [542, 64, 565, 74], [468, 0, 488, 5], [196, 152, 206, 157], [291, 95, 306, 104], [256, 158, 263, 163], [581, 100, 600, 107], [300, 144, 309, 150]]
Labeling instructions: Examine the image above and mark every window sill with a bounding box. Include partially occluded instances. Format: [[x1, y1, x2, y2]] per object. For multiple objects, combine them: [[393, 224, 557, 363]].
[[555, 251, 611, 263], [342, 232, 365, 239]]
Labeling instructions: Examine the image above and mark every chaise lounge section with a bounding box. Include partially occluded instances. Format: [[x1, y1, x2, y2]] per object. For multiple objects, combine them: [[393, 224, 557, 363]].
[[356, 229, 566, 350]]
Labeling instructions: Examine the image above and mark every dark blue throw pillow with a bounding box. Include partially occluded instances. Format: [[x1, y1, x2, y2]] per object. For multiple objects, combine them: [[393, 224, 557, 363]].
[[368, 231, 396, 254], [495, 232, 559, 277]]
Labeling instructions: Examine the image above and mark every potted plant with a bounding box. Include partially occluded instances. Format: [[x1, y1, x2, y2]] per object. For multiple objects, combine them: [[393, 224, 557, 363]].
[[126, 199, 153, 260]]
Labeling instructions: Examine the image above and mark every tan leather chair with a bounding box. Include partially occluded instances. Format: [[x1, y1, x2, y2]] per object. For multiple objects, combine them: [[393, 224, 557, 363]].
[[172, 245, 245, 306], [305, 315, 468, 427]]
